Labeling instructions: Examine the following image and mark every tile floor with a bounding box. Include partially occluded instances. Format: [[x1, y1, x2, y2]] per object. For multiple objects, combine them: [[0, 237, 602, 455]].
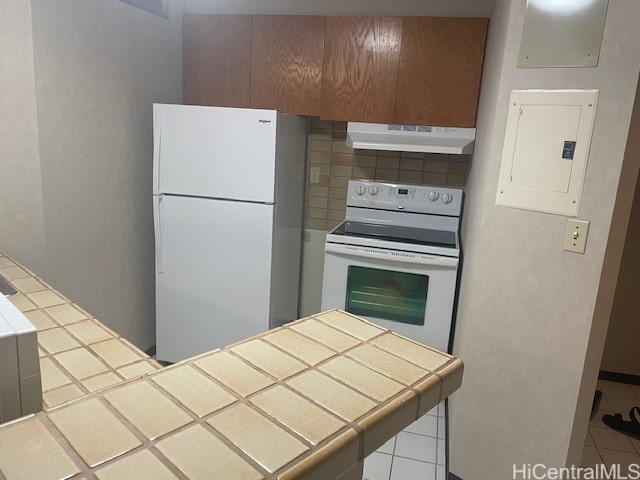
[[582, 380, 640, 473], [363, 401, 447, 480]]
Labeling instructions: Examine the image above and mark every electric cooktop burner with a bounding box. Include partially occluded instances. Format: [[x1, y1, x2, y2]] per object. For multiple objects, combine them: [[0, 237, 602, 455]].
[[334, 221, 457, 248]]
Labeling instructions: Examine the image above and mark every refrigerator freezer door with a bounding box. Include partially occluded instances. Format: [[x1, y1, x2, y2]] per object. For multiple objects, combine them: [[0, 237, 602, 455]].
[[153, 104, 278, 203], [155, 195, 274, 363]]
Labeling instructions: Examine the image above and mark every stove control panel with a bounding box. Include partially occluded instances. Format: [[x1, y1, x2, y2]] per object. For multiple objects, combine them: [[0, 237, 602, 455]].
[[347, 181, 463, 216]]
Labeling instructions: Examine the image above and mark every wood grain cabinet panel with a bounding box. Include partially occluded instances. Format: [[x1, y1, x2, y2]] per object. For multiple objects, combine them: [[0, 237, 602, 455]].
[[183, 15, 251, 108], [251, 15, 325, 116], [321, 16, 402, 123], [395, 17, 488, 128]]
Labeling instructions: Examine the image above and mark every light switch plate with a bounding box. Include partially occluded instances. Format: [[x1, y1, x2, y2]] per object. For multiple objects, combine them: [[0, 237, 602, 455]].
[[564, 219, 589, 254]]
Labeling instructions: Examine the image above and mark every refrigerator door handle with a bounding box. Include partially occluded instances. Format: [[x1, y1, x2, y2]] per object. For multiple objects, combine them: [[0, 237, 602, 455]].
[[154, 195, 164, 273], [152, 104, 162, 194]]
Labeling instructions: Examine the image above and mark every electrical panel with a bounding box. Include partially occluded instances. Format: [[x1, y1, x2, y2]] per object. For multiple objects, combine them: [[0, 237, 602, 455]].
[[496, 89, 599, 216]]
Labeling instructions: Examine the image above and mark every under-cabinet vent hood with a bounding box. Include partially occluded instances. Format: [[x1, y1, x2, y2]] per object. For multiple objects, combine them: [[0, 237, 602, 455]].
[[346, 122, 476, 155]]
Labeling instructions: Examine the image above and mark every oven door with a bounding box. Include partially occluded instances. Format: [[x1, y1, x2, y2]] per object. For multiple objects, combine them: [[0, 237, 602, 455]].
[[321, 242, 459, 352]]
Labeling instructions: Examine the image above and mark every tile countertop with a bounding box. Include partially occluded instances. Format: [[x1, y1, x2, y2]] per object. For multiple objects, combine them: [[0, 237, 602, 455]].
[[0, 253, 464, 480], [0, 253, 161, 411]]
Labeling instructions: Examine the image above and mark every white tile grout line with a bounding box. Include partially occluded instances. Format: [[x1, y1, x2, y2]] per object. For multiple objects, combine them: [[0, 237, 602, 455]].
[[388, 434, 397, 480]]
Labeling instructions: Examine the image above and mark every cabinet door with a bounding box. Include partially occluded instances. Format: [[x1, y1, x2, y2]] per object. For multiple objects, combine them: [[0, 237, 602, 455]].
[[183, 15, 251, 108], [395, 17, 488, 128], [251, 15, 325, 116], [321, 16, 402, 123]]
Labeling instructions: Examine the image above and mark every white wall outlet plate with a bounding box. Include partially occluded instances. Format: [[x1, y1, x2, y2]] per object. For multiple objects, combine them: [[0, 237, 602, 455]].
[[564, 219, 590, 254], [309, 166, 320, 184]]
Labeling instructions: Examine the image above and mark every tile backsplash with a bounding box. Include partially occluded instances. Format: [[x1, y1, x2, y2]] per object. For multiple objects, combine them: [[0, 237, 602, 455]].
[[305, 118, 470, 231]]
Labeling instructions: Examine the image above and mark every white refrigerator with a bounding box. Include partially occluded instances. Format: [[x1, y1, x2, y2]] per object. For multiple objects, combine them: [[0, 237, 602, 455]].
[[153, 104, 307, 363]]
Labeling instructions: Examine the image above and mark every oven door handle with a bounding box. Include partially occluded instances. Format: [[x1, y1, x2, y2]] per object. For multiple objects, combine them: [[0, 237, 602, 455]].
[[325, 243, 459, 268]]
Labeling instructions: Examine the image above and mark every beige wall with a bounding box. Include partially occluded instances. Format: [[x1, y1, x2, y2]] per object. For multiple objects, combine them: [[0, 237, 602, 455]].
[[299, 229, 327, 317], [600, 83, 640, 377], [0, 0, 47, 273], [29, 0, 184, 349], [450, 1, 640, 479], [567, 68, 640, 465], [185, 0, 492, 17]]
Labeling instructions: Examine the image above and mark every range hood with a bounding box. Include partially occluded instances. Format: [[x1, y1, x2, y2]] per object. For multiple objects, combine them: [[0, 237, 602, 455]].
[[346, 122, 476, 155]]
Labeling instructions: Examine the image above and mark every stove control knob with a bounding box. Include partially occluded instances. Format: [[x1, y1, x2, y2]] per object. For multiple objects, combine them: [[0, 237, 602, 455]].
[[368, 185, 379, 196], [428, 191, 440, 202], [441, 193, 453, 204], [356, 185, 367, 196]]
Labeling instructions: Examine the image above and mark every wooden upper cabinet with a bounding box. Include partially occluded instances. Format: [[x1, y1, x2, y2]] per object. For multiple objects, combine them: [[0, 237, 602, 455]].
[[321, 16, 402, 123], [182, 15, 489, 126], [395, 17, 489, 128], [250, 16, 325, 116], [183, 15, 252, 108]]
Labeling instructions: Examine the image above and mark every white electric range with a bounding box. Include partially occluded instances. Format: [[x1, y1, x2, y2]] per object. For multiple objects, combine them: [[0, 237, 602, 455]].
[[320, 180, 463, 479], [321, 180, 462, 353]]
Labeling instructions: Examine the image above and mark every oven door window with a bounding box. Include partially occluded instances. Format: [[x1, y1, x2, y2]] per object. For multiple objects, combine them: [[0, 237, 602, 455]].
[[345, 266, 428, 325]]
